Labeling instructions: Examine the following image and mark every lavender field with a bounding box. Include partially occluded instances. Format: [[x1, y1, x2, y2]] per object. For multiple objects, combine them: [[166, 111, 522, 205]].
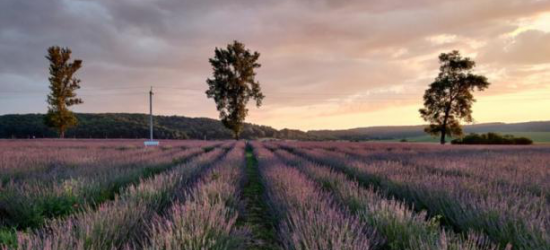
[[0, 140, 549, 250]]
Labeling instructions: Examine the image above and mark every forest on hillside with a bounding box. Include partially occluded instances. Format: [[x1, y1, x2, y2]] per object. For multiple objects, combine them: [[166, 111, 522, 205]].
[[0, 113, 314, 140], [2, 113, 549, 142]]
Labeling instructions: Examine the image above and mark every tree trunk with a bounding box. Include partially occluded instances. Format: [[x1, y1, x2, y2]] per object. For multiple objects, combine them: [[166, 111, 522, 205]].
[[440, 127, 446, 145], [59, 129, 65, 139], [234, 131, 240, 141], [440, 107, 450, 145]]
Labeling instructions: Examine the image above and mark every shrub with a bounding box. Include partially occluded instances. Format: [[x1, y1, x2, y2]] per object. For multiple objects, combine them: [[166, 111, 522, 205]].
[[451, 133, 533, 145]]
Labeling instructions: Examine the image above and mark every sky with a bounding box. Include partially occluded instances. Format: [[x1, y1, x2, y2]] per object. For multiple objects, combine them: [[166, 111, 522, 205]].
[[1, 0, 550, 131]]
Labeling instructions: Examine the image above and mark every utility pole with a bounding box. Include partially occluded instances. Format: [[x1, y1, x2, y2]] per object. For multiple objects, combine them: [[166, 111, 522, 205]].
[[150, 86, 153, 141], [145, 86, 159, 146]]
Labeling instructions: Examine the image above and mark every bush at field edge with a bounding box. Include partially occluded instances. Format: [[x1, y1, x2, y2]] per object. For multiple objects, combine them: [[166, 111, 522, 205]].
[[451, 133, 533, 145]]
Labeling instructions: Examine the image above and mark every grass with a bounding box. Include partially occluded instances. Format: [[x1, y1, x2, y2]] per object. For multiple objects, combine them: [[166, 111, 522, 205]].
[[239, 144, 279, 250], [503, 132, 550, 143], [0, 229, 16, 249]]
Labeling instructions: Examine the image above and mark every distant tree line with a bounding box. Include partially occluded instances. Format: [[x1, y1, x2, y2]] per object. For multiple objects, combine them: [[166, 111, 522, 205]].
[[0, 113, 315, 140]]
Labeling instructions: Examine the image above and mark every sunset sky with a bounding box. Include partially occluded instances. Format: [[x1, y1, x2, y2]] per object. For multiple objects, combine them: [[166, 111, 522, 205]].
[[1, 0, 549, 130]]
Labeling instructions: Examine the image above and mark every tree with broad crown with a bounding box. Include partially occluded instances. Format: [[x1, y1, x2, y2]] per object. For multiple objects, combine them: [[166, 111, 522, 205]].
[[419, 50, 490, 145], [44, 46, 83, 138], [206, 41, 264, 140]]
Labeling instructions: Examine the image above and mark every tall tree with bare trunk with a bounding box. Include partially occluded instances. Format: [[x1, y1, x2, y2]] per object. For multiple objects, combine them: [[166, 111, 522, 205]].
[[44, 46, 83, 138], [420, 51, 490, 144]]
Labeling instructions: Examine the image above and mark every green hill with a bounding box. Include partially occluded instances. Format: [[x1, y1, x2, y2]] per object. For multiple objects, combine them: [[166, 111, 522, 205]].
[[1, 113, 549, 142], [0, 113, 315, 140], [308, 122, 550, 143]]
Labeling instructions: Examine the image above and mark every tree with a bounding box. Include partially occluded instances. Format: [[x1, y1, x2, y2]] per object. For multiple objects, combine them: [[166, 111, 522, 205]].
[[206, 41, 264, 140], [44, 46, 83, 138], [419, 51, 490, 144]]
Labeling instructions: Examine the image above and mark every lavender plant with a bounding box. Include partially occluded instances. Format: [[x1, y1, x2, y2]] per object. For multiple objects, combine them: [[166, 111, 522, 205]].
[[252, 143, 375, 250], [270, 147, 497, 250], [13, 146, 230, 250], [273, 141, 548, 249], [1, 140, 547, 250], [144, 142, 247, 250], [0, 144, 218, 231]]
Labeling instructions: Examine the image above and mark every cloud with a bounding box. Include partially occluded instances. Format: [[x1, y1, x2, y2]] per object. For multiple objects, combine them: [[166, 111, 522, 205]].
[[1, 0, 550, 129], [481, 30, 550, 65]]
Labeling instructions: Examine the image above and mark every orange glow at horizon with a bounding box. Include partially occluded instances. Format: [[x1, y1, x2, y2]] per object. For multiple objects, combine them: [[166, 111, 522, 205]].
[[1, 1, 550, 131]]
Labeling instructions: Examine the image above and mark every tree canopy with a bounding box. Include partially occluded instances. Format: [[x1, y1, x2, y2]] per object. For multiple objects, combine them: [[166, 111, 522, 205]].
[[206, 41, 264, 140], [44, 46, 83, 138], [419, 51, 490, 144]]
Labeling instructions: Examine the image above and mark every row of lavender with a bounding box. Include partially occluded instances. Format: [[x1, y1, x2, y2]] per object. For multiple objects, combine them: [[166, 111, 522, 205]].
[[0, 140, 222, 247], [0, 140, 211, 181], [2, 140, 547, 249], [11, 142, 243, 249], [269, 141, 549, 250], [305, 142, 550, 199], [144, 141, 247, 249], [251, 142, 375, 249], [254, 142, 498, 250], [273, 146, 499, 250]]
